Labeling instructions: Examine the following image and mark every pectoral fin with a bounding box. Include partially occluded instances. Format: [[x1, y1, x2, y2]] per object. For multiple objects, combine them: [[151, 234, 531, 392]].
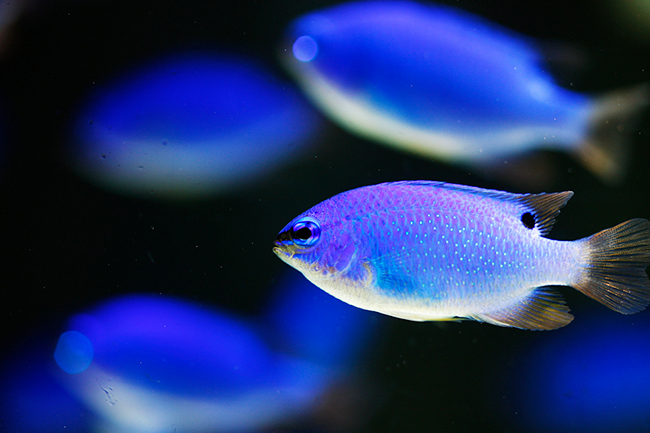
[[471, 287, 573, 330], [367, 252, 417, 297]]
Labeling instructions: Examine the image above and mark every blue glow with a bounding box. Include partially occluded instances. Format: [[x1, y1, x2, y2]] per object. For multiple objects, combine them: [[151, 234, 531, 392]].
[[509, 312, 650, 432], [293, 35, 318, 62], [54, 331, 93, 374], [266, 272, 381, 366], [1, 342, 89, 432], [71, 52, 321, 199]]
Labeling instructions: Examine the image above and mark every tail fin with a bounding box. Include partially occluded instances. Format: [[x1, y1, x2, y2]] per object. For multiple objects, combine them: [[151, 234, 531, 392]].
[[574, 218, 650, 314], [574, 84, 649, 184]]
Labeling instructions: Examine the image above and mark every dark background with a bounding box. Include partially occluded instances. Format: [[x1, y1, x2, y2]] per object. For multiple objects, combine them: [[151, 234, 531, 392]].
[[1, 0, 649, 432]]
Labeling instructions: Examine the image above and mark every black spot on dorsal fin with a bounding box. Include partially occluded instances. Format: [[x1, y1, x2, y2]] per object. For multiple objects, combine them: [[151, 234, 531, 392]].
[[521, 212, 535, 229], [516, 191, 574, 237]]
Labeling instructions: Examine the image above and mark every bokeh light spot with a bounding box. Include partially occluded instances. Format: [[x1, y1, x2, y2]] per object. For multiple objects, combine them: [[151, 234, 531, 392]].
[[54, 331, 93, 374], [293, 35, 318, 62]]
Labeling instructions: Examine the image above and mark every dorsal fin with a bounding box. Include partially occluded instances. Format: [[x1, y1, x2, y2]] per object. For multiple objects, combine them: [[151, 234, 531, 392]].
[[471, 287, 574, 330], [387, 181, 573, 237], [515, 191, 574, 236]]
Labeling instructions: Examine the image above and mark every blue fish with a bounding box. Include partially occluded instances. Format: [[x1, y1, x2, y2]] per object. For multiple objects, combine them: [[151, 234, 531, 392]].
[[71, 53, 321, 200], [282, 0, 647, 182], [274, 181, 650, 330]]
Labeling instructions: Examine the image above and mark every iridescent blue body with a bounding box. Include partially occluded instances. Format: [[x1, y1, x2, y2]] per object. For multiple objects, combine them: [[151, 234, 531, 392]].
[[283, 1, 647, 181], [274, 181, 650, 330]]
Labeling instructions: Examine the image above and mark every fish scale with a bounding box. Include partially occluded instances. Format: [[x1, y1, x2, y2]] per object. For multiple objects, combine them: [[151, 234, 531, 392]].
[[362, 201, 568, 308], [274, 181, 650, 330]]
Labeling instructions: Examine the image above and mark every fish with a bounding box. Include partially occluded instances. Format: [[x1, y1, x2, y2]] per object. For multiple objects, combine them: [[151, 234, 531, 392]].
[[281, 0, 648, 183], [273, 181, 650, 330]]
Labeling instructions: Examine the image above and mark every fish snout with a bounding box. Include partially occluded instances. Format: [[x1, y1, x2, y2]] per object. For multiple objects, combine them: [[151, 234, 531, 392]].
[[275, 230, 292, 246]]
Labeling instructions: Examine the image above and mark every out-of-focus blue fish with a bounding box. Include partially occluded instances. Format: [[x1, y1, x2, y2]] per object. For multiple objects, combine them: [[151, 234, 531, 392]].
[[282, 0, 648, 182], [274, 181, 650, 330]]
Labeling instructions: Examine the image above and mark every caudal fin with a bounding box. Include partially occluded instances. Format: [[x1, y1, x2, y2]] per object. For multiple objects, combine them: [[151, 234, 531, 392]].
[[575, 84, 649, 184], [574, 218, 650, 314]]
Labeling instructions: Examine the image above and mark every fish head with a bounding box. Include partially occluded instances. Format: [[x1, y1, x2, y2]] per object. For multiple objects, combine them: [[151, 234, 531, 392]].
[[273, 204, 359, 283]]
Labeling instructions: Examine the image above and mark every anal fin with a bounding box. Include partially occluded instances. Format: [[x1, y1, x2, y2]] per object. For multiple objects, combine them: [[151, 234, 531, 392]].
[[471, 287, 574, 330]]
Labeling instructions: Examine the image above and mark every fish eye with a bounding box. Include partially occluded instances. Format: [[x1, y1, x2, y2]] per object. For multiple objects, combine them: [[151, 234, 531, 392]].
[[291, 218, 321, 247]]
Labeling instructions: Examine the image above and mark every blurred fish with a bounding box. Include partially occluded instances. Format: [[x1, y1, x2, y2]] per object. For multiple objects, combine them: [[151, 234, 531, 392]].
[[274, 181, 650, 330], [282, 0, 648, 183], [0, 287, 381, 432], [70, 52, 322, 200], [54, 295, 334, 432]]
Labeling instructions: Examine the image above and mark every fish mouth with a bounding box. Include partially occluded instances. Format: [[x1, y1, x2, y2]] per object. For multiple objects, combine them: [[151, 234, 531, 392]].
[[273, 243, 296, 260], [273, 243, 288, 256]]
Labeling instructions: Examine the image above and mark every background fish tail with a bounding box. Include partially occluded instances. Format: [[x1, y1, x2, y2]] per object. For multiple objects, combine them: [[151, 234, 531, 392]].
[[575, 84, 649, 184], [574, 218, 650, 313]]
